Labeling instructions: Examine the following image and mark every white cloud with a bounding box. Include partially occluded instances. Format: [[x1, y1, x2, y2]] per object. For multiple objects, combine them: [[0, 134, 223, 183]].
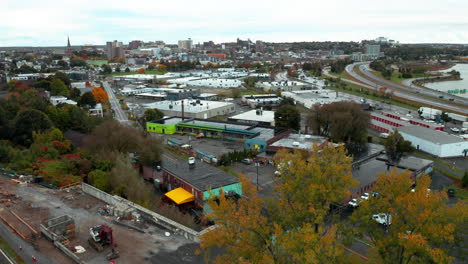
[[1, 0, 467, 46]]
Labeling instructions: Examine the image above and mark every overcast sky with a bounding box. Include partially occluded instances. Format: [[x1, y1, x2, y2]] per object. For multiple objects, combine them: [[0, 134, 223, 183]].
[[1, 0, 467, 46]]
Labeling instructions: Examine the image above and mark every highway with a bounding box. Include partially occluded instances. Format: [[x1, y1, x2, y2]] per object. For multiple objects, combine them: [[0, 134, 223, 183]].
[[102, 81, 130, 125], [344, 63, 468, 114]]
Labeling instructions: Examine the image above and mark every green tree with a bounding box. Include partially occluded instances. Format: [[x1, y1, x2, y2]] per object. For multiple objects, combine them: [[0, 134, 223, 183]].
[[50, 79, 70, 97], [102, 64, 112, 74], [70, 58, 87, 67], [274, 105, 300, 131], [462, 170, 468, 188], [57, 60, 68, 68], [143, 109, 164, 122], [78, 92, 97, 108], [12, 109, 53, 146], [308, 101, 370, 143], [88, 169, 110, 192], [347, 170, 467, 264], [53, 71, 71, 85], [384, 131, 415, 163], [125, 67, 130, 72]]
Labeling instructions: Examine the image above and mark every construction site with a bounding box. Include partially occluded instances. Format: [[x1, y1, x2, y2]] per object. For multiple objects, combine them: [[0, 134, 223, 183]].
[[0, 177, 205, 264]]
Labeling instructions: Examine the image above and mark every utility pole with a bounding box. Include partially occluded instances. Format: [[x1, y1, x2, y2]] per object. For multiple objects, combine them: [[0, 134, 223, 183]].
[[255, 162, 260, 190]]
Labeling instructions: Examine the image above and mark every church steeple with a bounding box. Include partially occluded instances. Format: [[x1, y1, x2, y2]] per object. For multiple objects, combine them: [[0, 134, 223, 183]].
[[65, 36, 73, 57]]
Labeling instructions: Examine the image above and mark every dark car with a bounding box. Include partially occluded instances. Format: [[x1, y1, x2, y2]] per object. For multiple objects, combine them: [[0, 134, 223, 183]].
[[447, 188, 455, 198]]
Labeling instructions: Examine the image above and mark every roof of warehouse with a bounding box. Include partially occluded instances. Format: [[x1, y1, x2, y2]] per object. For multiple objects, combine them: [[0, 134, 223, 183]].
[[398, 125, 466, 144], [161, 153, 239, 191]]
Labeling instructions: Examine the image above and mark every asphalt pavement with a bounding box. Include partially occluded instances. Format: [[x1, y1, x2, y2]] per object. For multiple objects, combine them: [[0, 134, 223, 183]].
[[102, 81, 130, 125], [0, 221, 54, 264]]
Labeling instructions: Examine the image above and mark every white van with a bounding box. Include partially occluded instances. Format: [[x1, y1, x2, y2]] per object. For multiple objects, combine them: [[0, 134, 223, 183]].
[[379, 133, 390, 139]]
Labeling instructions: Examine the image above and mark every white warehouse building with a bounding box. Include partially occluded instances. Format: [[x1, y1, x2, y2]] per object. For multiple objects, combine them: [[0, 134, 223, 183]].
[[143, 99, 236, 119], [398, 126, 468, 157]]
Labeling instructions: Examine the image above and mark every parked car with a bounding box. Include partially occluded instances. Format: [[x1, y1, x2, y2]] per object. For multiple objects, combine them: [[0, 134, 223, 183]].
[[447, 188, 455, 198], [241, 158, 252, 165], [361, 192, 370, 200], [188, 157, 196, 165], [348, 198, 362, 208], [372, 213, 392, 225], [450, 127, 460, 133]]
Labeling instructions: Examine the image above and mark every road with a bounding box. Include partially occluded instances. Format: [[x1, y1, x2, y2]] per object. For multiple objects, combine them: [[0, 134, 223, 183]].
[[0, 221, 55, 264], [102, 81, 130, 124], [344, 63, 468, 114], [275, 71, 289, 81]]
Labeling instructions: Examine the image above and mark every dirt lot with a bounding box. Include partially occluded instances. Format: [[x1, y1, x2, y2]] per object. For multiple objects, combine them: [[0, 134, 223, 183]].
[[0, 178, 203, 264]]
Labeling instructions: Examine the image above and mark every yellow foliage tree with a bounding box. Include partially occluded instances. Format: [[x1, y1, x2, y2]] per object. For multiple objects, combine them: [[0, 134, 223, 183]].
[[347, 170, 468, 264], [201, 144, 358, 264]]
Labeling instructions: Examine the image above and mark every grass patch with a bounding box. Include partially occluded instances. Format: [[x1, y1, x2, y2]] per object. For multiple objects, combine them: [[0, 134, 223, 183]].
[[414, 152, 464, 176], [371, 71, 429, 85], [324, 78, 420, 110], [240, 89, 262, 96], [434, 167, 461, 180], [0, 238, 25, 264], [109, 70, 165, 77], [448, 184, 468, 199]]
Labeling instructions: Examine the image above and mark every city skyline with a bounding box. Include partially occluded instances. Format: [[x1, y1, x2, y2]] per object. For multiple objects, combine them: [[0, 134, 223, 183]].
[[1, 0, 468, 46]]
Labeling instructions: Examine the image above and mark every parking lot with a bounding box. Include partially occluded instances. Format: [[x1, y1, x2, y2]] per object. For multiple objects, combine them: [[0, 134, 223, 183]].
[[160, 133, 245, 158], [228, 162, 278, 197]]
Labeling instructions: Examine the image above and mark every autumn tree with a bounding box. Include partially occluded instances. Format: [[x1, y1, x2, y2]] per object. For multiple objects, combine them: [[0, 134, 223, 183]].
[[346, 170, 468, 264], [308, 101, 370, 143], [383, 131, 415, 163], [157, 64, 167, 72], [201, 144, 357, 264], [274, 104, 300, 131], [91, 87, 109, 103]]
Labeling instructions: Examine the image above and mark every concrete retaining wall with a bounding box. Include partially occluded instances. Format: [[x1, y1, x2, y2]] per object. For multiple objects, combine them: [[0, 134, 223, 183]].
[[54, 241, 86, 264], [81, 183, 204, 242]]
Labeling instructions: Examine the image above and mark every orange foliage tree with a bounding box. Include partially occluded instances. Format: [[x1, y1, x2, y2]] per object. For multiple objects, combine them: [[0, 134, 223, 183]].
[[137, 68, 145, 73], [91, 87, 109, 103], [200, 144, 357, 263], [157, 64, 167, 72], [347, 170, 468, 264]]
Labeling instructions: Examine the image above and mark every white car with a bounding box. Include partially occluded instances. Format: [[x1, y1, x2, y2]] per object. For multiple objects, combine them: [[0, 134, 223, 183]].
[[450, 127, 460, 133], [348, 198, 361, 208], [188, 157, 195, 165], [361, 192, 370, 200], [372, 213, 392, 225]]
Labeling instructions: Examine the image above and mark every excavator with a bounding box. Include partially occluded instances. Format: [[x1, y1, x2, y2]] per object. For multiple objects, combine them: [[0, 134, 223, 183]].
[[88, 224, 120, 260]]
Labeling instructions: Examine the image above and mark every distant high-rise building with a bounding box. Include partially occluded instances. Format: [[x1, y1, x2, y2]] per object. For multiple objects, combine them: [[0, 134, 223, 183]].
[[366, 44, 380, 56], [106, 40, 125, 60], [178, 38, 193, 50], [128, 40, 143, 50], [65, 36, 73, 57]]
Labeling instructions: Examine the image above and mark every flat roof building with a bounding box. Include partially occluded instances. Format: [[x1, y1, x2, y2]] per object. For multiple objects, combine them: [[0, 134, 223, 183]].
[[228, 109, 275, 126], [397, 126, 468, 157], [143, 99, 236, 119]]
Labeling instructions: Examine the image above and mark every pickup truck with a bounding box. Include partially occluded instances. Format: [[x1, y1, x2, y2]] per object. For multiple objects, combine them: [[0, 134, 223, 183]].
[[372, 213, 392, 225]]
